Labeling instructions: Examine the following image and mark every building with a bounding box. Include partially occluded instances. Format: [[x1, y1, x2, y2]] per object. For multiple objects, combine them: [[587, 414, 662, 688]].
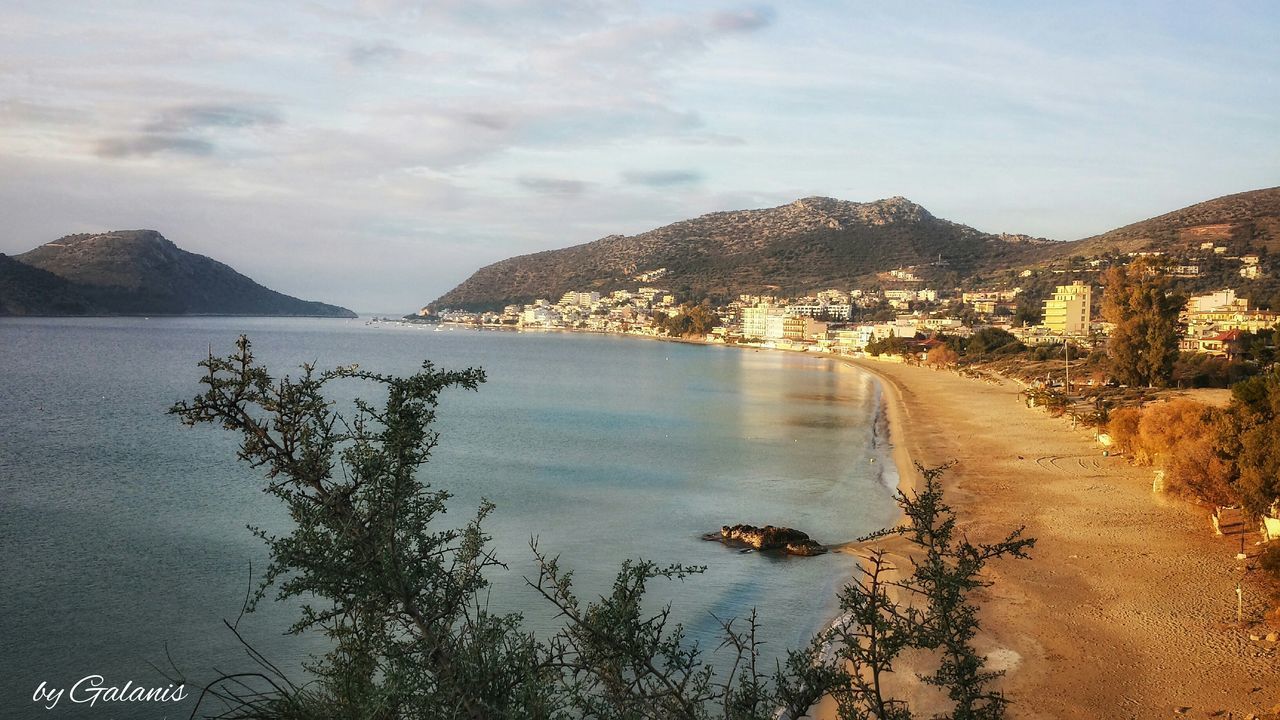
[[783, 316, 828, 341], [1182, 289, 1278, 343], [741, 305, 787, 340], [1186, 289, 1249, 316], [520, 306, 560, 327], [1042, 281, 1092, 335], [784, 303, 852, 320], [559, 291, 601, 307], [1185, 329, 1247, 359]]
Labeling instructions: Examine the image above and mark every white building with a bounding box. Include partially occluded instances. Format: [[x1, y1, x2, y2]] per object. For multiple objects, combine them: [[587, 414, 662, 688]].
[[1186, 289, 1248, 315], [742, 305, 787, 340], [785, 303, 852, 320]]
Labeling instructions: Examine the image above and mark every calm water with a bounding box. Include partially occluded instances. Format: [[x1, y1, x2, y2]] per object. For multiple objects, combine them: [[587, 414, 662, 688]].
[[0, 317, 899, 718]]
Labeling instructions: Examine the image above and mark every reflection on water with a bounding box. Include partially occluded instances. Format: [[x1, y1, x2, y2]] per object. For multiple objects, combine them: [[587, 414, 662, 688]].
[[784, 414, 863, 429]]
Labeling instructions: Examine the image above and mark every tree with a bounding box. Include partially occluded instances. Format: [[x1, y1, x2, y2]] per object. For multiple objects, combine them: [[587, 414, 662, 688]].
[[1011, 301, 1041, 328], [1100, 260, 1181, 387], [655, 303, 720, 337], [965, 328, 1022, 357], [828, 464, 1035, 719], [170, 336, 560, 719], [865, 335, 913, 358], [1225, 371, 1280, 516]]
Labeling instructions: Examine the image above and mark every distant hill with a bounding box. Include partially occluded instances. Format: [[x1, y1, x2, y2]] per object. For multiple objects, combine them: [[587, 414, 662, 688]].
[[432, 188, 1280, 312], [431, 196, 1055, 311], [1, 230, 356, 317], [1058, 187, 1280, 258]]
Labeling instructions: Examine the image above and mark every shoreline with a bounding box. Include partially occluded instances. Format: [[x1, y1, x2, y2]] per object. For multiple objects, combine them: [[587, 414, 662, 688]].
[[400, 324, 1280, 714], [820, 359, 1279, 718], [849, 357, 921, 512]]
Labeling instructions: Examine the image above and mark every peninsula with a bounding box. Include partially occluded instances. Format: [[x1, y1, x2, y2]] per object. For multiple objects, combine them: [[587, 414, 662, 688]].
[[0, 230, 356, 318]]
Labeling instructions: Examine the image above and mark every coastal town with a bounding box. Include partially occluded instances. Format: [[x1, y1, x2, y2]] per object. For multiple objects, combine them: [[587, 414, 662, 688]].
[[420, 245, 1277, 366]]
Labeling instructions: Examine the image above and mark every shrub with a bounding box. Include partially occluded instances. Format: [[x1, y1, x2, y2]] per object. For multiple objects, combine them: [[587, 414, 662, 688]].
[[1260, 543, 1280, 582], [1107, 407, 1142, 459], [1136, 399, 1215, 465], [926, 345, 960, 368], [1164, 434, 1237, 506]]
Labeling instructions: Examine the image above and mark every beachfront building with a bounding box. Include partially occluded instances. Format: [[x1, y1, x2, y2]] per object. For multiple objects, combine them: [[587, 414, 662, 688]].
[[1042, 281, 1092, 335], [782, 317, 829, 341], [741, 305, 787, 340], [519, 306, 561, 327]]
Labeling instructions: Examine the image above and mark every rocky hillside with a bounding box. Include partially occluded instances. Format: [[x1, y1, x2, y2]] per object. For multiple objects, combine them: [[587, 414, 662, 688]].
[[1058, 187, 1280, 258], [2, 230, 356, 317], [0, 253, 98, 315], [432, 196, 1054, 310]]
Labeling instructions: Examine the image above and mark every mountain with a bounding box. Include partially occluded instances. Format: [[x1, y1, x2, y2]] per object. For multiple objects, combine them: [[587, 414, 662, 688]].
[[1, 230, 356, 317], [1056, 187, 1280, 258], [431, 196, 1055, 311], [432, 188, 1280, 312]]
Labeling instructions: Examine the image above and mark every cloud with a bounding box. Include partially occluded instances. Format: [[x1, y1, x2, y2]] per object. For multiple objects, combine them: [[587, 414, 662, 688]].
[[517, 176, 591, 195], [0, 99, 83, 126], [711, 7, 776, 33], [460, 112, 513, 131], [143, 104, 281, 133], [92, 104, 281, 159], [348, 41, 404, 66], [622, 169, 704, 187], [95, 135, 216, 158]]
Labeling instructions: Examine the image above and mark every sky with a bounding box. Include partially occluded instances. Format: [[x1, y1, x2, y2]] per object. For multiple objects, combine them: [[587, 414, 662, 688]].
[[1, 1, 1277, 312]]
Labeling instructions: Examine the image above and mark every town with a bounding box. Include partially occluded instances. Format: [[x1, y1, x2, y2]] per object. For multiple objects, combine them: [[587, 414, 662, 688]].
[[419, 245, 1278, 371]]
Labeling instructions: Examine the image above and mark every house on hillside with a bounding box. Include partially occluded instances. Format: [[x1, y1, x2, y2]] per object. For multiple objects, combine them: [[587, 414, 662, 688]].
[[1189, 329, 1247, 359]]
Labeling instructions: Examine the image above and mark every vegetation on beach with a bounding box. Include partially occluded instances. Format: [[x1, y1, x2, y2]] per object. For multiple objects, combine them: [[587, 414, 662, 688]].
[[170, 337, 1034, 720], [1105, 375, 1280, 520]]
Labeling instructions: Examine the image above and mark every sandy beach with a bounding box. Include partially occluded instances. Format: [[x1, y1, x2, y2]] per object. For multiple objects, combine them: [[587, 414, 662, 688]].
[[820, 358, 1280, 719]]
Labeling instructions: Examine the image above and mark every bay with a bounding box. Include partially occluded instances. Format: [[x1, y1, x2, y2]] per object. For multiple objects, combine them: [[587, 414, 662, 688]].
[[0, 317, 900, 718]]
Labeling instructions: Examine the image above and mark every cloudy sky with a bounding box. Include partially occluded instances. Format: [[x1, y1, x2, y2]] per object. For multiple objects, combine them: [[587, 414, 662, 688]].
[[2, 1, 1277, 312]]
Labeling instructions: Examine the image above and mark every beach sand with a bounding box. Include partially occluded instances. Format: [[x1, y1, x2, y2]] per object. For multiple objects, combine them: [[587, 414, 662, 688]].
[[817, 358, 1279, 719]]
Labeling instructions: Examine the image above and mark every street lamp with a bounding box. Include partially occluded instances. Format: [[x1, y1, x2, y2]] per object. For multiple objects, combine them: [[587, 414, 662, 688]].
[[1064, 341, 1070, 393]]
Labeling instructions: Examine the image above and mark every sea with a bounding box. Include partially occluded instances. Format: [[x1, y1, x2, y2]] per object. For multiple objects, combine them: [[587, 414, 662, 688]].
[[0, 316, 901, 718]]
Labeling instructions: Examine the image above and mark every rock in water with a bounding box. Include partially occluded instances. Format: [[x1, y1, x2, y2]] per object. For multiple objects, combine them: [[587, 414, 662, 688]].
[[710, 524, 827, 556]]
